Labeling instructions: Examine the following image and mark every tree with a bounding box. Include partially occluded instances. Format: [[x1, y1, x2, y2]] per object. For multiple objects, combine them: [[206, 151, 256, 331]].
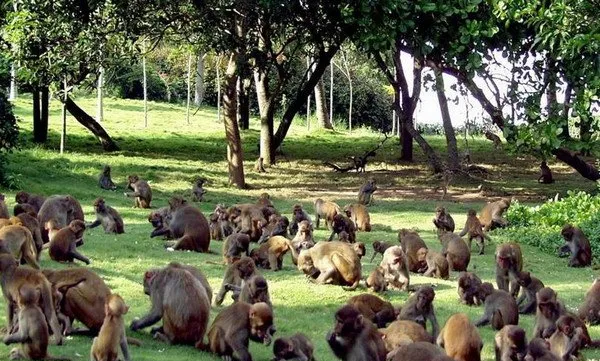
[[435, 70, 460, 171]]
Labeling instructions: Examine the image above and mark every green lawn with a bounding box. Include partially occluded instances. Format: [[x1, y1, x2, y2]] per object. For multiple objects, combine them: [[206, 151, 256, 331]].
[[0, 95, 598, 361]]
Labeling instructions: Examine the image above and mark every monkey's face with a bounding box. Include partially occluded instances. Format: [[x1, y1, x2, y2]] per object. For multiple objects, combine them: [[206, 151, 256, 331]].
[[272, 339, 294, 360], [69, 220, 86, 238], [416, 289, 434, 311], [537, 300, 556, 319], [142, 270, 157, 296], [517, 272, 531, 287], [561, 225, 574, 240], [435, 207, 445, 218], [416, 248, 428, 263], [236, 259, 256, 279], [148, 212, 163, 228], [103, 165, 111, 175], [15, 192, 28, 204], [126, 175, 138, 189], [297, 252, 316, 276], [467, 209, 477, 217], [94, 199, 106, 213], [249, 304, 274, 345], [168, 197, 186, 210]]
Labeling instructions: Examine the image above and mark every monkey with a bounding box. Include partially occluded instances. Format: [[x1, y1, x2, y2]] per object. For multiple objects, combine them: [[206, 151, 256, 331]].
[[328, 213, 357, 243], [13, 203, 37, 218], [130, 263, 211, 345], [90, 293, 132, 361], [289, 204, 312, 236], [480, 198, 511, 232], [398, 286, 439, 339], [547, 314, 587, 361], [559, 224, 591, 267], [485, 130, 502, 149], [148, 206, 172, 239], [358, 178, 377, 205], [457, 272, 484, 306], [326, 304, 386, 361], [538, 161, 554, 184], [37, 195, 84, 243], [440, 233, 470, 272], [0, 254, 63, 345], [344, 203, 371, 232], [0, 225, 40, 269], [192, 177, 207, 201], [234, 204, 269, 242], [290, 220, 315, 257], [534, 287, 566, 339], [272, 333, 315, 361], [370, 240, 393, 263], [458, 210, 490, 255], [347, 294, 398, 328], [297, 241, 361, 290], [494, 325, 527, 361], [495, 242, 523, 297], [474, 287, 518, 330], [398, 229, 428, 273], [379, 246, 410, 291], [353, 242, 366, 259], [152, 197, 211, 252], [15, 191, 46, 215], [124, 174, 152, 208], [48, 220, 90, 264], [0, 193, 9, 219], [214, 257, 258, 306], [201, 302, 275, 359], [418, 248, 449, 280], [257, 192, 273, 207], [223, 233, 251, 264], [3, 284, 70, 361], [437, 313, 483, 361], [258, 214, 290, 244], [15, 212, 43, 256], [209, 212, 223, 241], [87, 198, 125, 234], [98, 165, 117, 190], [250, 236, 298, 271], [578, 278, 600, 324], [313, 198, 341, 230], [525, 338, 561, 361], [234, 275, 272, 308], [365, 266, 387, 293], [387, 341, 447, 361], [432, 206, 455, 236], [516, 271, 545, 315], [381, 320, 433, 354]]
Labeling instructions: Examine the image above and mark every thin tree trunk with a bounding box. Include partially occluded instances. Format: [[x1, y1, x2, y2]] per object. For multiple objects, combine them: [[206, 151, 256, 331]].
[[64, 96, 119, 151], [254, 69, 268, 120], [186, 52, 192, 124], [40, 86, 49, 139], [306, 56, 311, 131], [216, 55, 221, 122], [60, 79, 67, 154], [223, 53, 247, 188], [142, 41, 148, 127], [9, 63, 17, 101], [341, 51, 353, 132], [32, 89, 45, 143], [435, 70, 460, 171], [314, 76, 333, 129], [194, 52, 205, 106], [329, 65, 333, 126], [256, 69, 274, 166], [237, 76, 250, 130], [97, 66, 104, 122]]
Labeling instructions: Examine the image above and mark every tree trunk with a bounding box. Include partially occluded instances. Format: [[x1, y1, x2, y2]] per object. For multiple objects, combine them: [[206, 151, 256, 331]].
[[435, 70, 460, 171], [314, 76, 333, 129], [64, 96, 119, 151], [142, 41, 148, 127], [223, 53, 247, 188], [40, 86, 49, 138], [9, 63, 17, 101], [194, 52, 205, 106], [552, 148, 599, 181], [97, 67, 104, 122], [186, 53, 192, 124], [32, 89, 46, 143], [237, 76, 250, 130], [256, 69, 274, 166], [254, 69, 268, 120]]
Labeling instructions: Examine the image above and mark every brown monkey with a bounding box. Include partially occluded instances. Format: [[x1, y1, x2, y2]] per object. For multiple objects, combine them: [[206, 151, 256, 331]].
[[223, 233, 251, 264], [457, 272, 484, 306], [347, 294, 398, 328], [327, 304, 386, 361], [87, 198, 125, 234], [202, 302, 275, 359], [547, 315, 586, 360], [148, 206, 172, 239], [130, 263, 211, 345], [290, 220, 315, 257], [494, 325, 527, 361], [250, 236, 298, 271], [398, 286, 439, 339], [3, 285, 69, 360], [353, 242, 366, 259], [525, 338, 560, 361], [538, 161, 554, 184], [458, 210, 490, 255], [0, 225, 39, 269], [313, 198, 341, 229], [297, 241, 361, 290], [381, 320, 433, 353], [534, 287, 566, 339], [358, 178, 377, 205], [559, 224, 592, 267], [437, 313, 482, 361], [329, 213, 357, 243], [37, 195, 84, 243], [48, 220, 90, 264], [475, 287, 518, 330], [480, 198, 511, 231], [214, 257, 258, 306], [578, 278, 600, 324], [0, 193, 9, 219], [15, 191, 46, 215], [365, 267, 387, 293], [344, 203, 371, 232], [398, 229, 428, 273], [124, 175, 152, 208], [516, 271, 544, 315], [289, 204, 312, 236], [432, 206, 455, 235], [495, 242, 523, 297], [417, 248, 449, 280], [485, 131, 502, 149], [15, 212, 43, 256], [234, 204, 269, 242], [0, 254, 63, 345], [388, 341, 447, 361], [258, 214, 290, 244], [209, 212, 222, 241], [370, 240, 393, 262], [257, 192, 273, 207], [379, 246, 410, 291], [234, 275, 272, 308], [98, 165, 117, 190], [440, 233, 470, 272], [272, 333, 315, 361], [90, 293, 132, 361], [13, 203, 37, 218], [192, 177, 207, 201], [153, 197, 211, 252]]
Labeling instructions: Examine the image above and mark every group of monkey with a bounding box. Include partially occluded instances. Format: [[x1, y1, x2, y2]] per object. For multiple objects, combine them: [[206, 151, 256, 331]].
[[0, 164, 592, 361]]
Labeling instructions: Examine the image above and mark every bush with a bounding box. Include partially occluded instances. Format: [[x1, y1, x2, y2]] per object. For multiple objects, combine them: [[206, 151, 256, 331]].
[[0, 63, 20, 186]]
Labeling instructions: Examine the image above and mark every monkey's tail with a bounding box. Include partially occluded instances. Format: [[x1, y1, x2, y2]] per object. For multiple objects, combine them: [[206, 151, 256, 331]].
[[342, 278, 360, 291], [586, 339, 600, 348], [127, 336, 142, 346]]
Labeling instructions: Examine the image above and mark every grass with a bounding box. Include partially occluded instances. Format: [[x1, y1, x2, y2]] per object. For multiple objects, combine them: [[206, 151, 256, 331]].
[[0, 94, 598, 361]]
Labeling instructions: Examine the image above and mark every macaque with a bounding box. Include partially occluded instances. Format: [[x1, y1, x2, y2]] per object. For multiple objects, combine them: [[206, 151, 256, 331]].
[[289, 204, 312, 236], [458, 210, 490, 255], [192, 177, 207, 201], [153, 197, 211, 252], [87, 198, 124, 234], [37, 195, 84, 243], [475, 287, 518, 330], [533, 287, 565, 339], [379, 246, 410, 291], [15, 191, 46, 214], [437, 313, 483, 361], [250, 236, 298, 271], [480, 198, 511, 231], [344, 203, 371, 232], [90, 293, 132, 361], [124, 175, 152, 208], [297, 241, 361, 290], [525, 338, 560, 361], [272, 333, 315, 361], [457, 272, 484, 306], [214, 257, 258, 306], [578, 278, 600, 324], [418, 248, 449, 280], [0, 225, 39, 269], [370, 240, 393, 262], [48, 220, 90, 264], [223, 233, 251, 264], [328, 214, 357, 243], [547, 315, 586, 361], [538, 161, 554, 184], [516, 271, 544, 315], [358, 178, 377, 205], [494, 325, 527, 361], [485, 131, 502, 149], [432, 206, 455, 236], [313, 198, 341, 229], [380, 320, 433, 354], [495, 242, 523, 297], [559, 224, 592, 267], [347, 294, 398, 328], [98, 165, 117, 190], [440, 233, 470, 272], [398, 229, 427, 273], [365, 267, 387, 293], [398, 286, 439, 339], [0, 193, 9, 219]]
